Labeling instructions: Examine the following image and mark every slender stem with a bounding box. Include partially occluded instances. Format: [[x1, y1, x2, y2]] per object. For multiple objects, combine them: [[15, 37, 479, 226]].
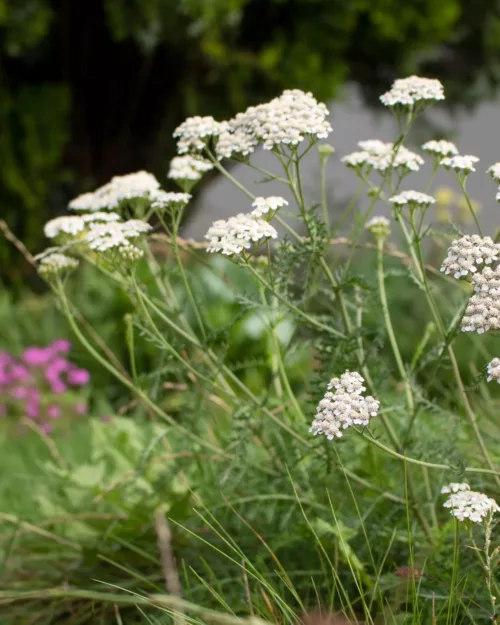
[[160, 212, 207, 340], [358, 429, 500, 477], [246, 262, 345, 338], [458, 178, 482, 236], [376, 239, 414, 414], [320, 155, 329, 231], [55, 282, 229, 457]]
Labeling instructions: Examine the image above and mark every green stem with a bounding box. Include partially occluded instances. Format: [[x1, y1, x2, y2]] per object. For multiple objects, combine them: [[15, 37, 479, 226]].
[[458, 178, 482, 236], [56, 282, 229, 457], [320, 155, 329, 231]]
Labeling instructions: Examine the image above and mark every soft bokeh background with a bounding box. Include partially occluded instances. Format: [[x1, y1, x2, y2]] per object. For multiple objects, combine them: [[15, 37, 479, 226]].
[[3, 0, 500, 283]]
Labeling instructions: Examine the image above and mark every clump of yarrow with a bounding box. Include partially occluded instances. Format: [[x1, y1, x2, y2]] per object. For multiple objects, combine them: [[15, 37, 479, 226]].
[[38, 253, 79, 279], [389, 190, 435, 209], [250, 196, 288, 218], [69, 171, 163, 212], [173, 89, 332, 160], [487, 358, 500, 383], [440, 155, 479, 176], [205, 213, 278, 257], [440, 235, 500, 279], [168, 155, 213, 183], [460, 265, 500, 333], [380, 76, 445, 108], [342, 140, 424, 173], [441, 483, 500, 524], [422, 140, 458, 158], [309, 371, 379, 440], [365, 216, 391, 240]]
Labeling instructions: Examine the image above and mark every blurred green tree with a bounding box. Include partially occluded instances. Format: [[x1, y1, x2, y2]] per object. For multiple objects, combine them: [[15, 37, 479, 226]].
[[2, 0, 500, 281]]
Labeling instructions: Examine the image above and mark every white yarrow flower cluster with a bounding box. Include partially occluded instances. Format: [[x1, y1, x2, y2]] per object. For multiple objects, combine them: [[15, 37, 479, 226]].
[[342, 140, 424, 173], [389, 190, 435, 207], [440, 155, 479, 174], [250, 196, 288, 218], [38, 252, 79, 278], [205, 214, 278, 256], [309, 371, 379, 440], [487, 163, 500, 183], [462, 266, 500, 333], [487, 358, 500, 383], [440, 235, 500, 279], [442, 484, 499, 524], [422, 140, 458, 157], [380, 76, 445, 107], [168, 155, 213, 181], [83, 220, 152, 261], [365, 216, 391, 239], [173, 116, 221, 154], [215, 89, 332, 157], [44, 216, 86, 239], [150, 191, 192, 210], [68, 171, 161, 212]]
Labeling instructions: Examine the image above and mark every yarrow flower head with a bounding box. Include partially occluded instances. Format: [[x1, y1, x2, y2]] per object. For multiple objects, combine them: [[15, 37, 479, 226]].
[[441, 483, 470, 494], [68, 171, 161, 213], [173, 116, 221, 154], [442, 484, 499, 524], [365, 216, 391, 240], [462, 267, 500, 333], [422, 140, 458, 157], [342, 140, 424, 173], [309, 371, 379, 440], [440, 155, 479, 175], [150, 191, 192, 210], [487, 162, 500, 183], [487, 358, 500, 383], [380, 76, 445, 108], [440, 235, 500, 279], [205, 213, 278, 257], [83, 220, 152, 263], [168, 155, 213, 181], [250, 196, 288, 218], [389, 190, 435, 208], [215, 89, 332, 157], [38, 252, 79, 279], [44, 213, 122, 241]]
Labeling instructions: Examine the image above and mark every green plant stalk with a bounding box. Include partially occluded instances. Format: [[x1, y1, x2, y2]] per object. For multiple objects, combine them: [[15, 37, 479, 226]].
[[320, 153, 329, 231], [397, 212, 500, 487], [245, 262, 345, 338], [357, 428, 500, 476], [376, 237, 438, 530], [161, 211, 208, 340], [458, 178, 483, 236], [55, 281, 229, 457]]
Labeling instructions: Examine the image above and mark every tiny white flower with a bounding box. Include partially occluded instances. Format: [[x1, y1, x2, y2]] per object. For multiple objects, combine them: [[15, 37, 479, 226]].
[[365, 216, 391, 239], [44, 216, 86, 239], [173, 116, 222, 154], [440, 155, 479, 174], [380, 76, 445, 108], [168, 155, 213, 181], [38, 252, 79, 278], [342, 140, 424, 173], [205, 213, 278, 256], [150, 191, 192, 209], [442, 486, 499, 524], [441, 235, 500, 280], [487, 163, 500, 184], [250, 196, 288, 218], [422, 140, 458, 157], [389, 190, 435, 207], [441, 483, 470, 494], [309, 371, 379, 440], [487, 358, 500, 383]]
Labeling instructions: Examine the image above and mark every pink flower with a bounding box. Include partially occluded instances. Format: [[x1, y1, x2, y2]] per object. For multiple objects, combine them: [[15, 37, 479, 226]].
[[10, 386, 28, 399], [23, 347, 53, 366], [51, 339, 71, 354], [10, 364, 29, 381], [47, 404, 61, 419], [74, 401, 88, 415], [67, 368, 90, 386]]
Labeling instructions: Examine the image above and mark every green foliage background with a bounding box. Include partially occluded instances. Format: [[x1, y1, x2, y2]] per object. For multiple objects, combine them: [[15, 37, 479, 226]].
[[3, 0, 500, 281]]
